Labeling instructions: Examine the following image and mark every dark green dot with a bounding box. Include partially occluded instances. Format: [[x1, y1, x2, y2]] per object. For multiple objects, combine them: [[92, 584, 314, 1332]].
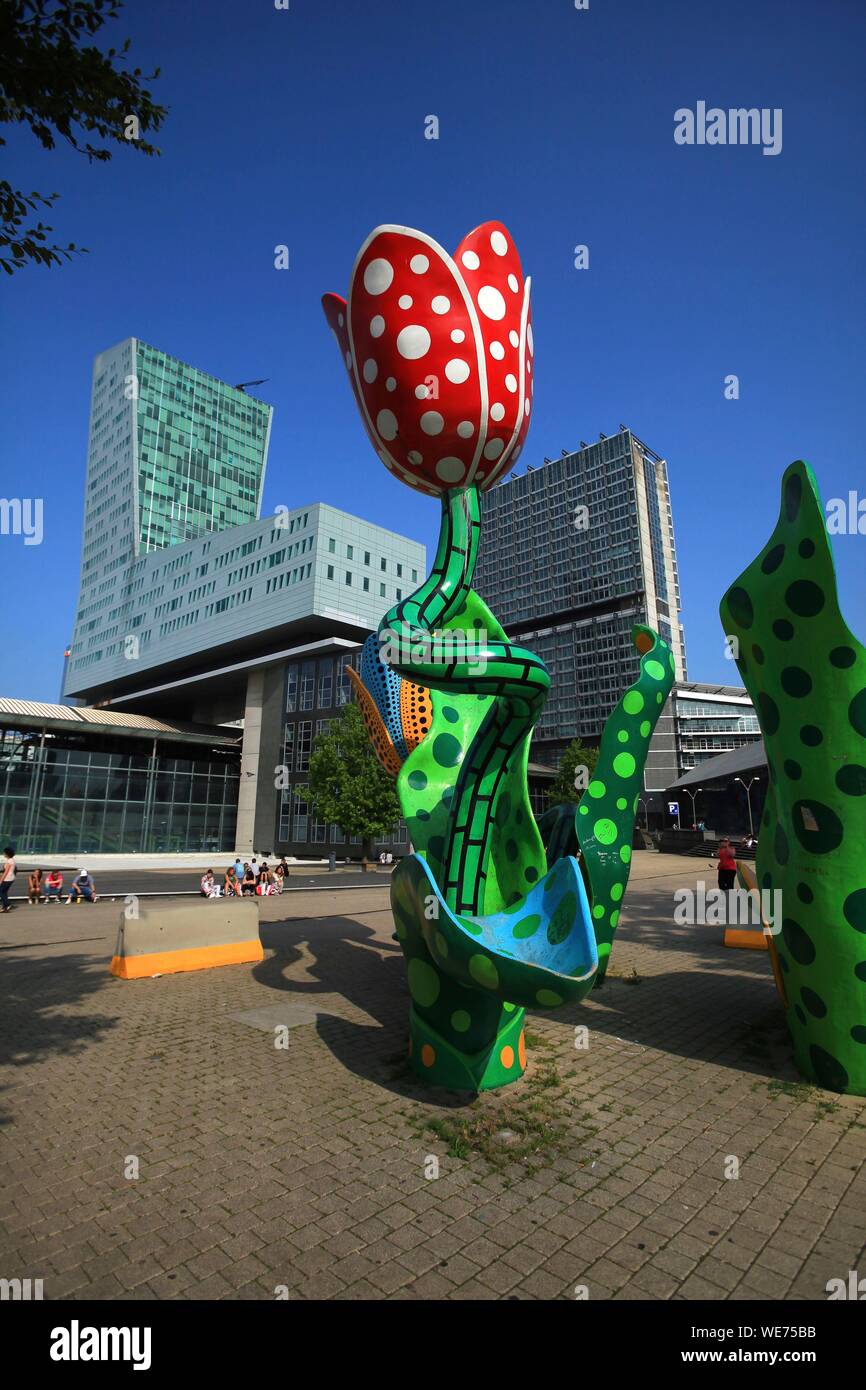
[[837, 764, 866, 796], [843, 889, 866, 933], [851, 1026, 866, 1044], [758, 692, 780, 735], [426, 836, 444, 868], [781, 667, 812, 698], [441, 785, 454, 805], [801, 987, 827, 1019], [784, 759, 802, 780], [547, 891, 576, 945], [408, 769, 427, 791], [796, 882, 813, 904], [761, 544, 786, 574], [416, 809, 430, 822], [830, 646, 856, 669], [794, 1005, 806, 1026], [432, 733, 461, 768], [441, 706, 460, 724], [809, 1045, 848, 1093], [856, 961, 866, 983], [773, 619, 794, 641], [798, 538, 815, 559], [784, 470, 802, 521], [494, 792, 511, 826], [785, 580, 825, 618], [849, 688, 866, 738], [793, 800, 843, 855], [800, 725, 823, 747], [473, 618, 483, 628], [725, 586, 753, 629], [761, 870, 773, 891], [782, 917, 815, 965], [524, 865, 538, 884], [505, 838, 518, 862], [774, 822, 789, 866], [752, 645, 765, 665]]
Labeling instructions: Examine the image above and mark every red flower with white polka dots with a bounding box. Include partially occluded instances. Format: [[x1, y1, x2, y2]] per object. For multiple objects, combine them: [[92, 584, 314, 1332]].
[[322, 221, 534, 495]]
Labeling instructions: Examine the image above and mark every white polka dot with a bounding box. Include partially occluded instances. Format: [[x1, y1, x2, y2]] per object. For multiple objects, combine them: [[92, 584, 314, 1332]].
[[451, 329, 465, 343], [528, 323, 534, 355], [477, 285, 506, 321], [386, 376, 396, 391], [364, 258, 393, 295], [461, 251, 480, 270], [457, 421, 475, 438], [508, 274, 519, 293], [338, 313, 345, 327], [431, 295, 450, 315], [490, 341, 505, 361], [410, 254, 429, 274], [490, 402, 505, 422], [476, 472, 486, 481], [408, 450, 423, 466], [397, 325, 431, 360], [505, 374, 517, 393], [345, 351, 352, 370], [415, 384, 430, 400], [509, 330, 519, 348], [420, 411, 444, 435], [398, 294, 413, 309], [484, 438, 505, 460], [370, 315, 385, 338], [363, 358, 377, 383], [445, 358, 470, 384], [527, 359, 531, 374], [490, 230, 509, 256], [524, 399, 531, 416], [376, 409, 398, 440], [436, 457, 466, 482]]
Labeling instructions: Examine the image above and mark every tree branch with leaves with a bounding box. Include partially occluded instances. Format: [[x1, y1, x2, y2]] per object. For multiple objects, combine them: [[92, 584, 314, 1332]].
[[0, 0, 167, 274], [308, 703, 403, 862]]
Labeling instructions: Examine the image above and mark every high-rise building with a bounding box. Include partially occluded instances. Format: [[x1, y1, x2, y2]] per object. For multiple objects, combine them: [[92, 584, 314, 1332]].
[[475, 428, 687, 765], [49, 339, 426, 857]]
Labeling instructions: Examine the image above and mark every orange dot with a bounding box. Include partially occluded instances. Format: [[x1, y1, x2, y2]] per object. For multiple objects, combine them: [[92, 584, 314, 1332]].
[[421, 1044, 436, 1067], [635, 632, 653, 655], [500, 1045, 515, 1069], [518, 1031, 527, 1068]]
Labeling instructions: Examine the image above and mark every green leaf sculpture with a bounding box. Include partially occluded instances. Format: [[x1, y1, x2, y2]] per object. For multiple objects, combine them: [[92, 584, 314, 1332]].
[[720, 461, 866, 1095]]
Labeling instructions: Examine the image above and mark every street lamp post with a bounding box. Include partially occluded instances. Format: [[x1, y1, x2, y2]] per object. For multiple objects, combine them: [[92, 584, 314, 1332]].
[[682, 786, 703, 829], [734, 776, 760, 838], [637, 797, 650, 831]]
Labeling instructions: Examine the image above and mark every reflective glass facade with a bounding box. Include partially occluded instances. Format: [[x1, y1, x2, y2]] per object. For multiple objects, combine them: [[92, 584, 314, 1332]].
[[0, 726, 239, 854]]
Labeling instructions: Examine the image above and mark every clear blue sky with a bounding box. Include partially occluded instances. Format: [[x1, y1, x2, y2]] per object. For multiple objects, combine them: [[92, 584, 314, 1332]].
[[2, 0, 864, 702]]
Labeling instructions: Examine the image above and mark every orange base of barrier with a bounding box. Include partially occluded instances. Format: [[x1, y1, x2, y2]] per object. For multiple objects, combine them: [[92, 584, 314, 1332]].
[[109, 939, 264, 979], [723, 928, 769, 951]]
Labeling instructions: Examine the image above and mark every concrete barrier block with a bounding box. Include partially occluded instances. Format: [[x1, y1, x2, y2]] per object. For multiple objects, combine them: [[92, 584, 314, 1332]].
[[110, 898, 263, 979]]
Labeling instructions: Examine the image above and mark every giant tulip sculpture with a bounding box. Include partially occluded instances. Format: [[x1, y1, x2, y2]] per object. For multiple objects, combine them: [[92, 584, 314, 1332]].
[[323, 222, 674, 1091]]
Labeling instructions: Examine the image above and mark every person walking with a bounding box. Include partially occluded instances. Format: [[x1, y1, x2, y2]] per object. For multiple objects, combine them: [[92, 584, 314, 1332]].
[[715, 838, 737, 892], [0, 846, 16, 913]]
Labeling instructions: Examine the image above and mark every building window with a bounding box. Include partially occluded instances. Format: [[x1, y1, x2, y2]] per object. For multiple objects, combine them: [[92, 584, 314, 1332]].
[[379, 583, 386, 597], [396, 588, 402, 601], [396, 563, 402, 577], [411, 569, 418, 582], [364, 551, 370, 566], [299, 659, 316, 711], [327, 564, 334, 580], [296, 722, 313, 772], [363, 577, 370, 592], [337, 653, 354, 705], [381, 558, 387, 571], [328, 538, 335, 553], [347, 544, 353, 560], [285, 664, 298, 713], [345, 571, 352, 586], [318, 657, 333, 708]]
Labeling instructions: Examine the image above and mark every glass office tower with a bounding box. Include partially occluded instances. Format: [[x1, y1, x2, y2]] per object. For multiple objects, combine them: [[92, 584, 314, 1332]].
[[475, 428, 688, 765]]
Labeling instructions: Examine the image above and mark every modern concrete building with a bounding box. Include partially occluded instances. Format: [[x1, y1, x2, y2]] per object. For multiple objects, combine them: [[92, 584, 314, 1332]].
[[643, 681, 760, 826], [43, 340, 426, 858], [475, 427, 687, 765]]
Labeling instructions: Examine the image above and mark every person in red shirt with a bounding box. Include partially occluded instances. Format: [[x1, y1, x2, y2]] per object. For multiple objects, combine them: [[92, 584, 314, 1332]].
[[716, 839, 737, 891]]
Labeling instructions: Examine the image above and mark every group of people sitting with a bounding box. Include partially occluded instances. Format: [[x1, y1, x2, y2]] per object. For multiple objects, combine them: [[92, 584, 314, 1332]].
[[26, 867, 98, 904], [200, 857, 291, 898]]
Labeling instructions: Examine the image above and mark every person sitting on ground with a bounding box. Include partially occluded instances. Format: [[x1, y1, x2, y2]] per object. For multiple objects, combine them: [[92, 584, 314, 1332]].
[[28, 868, 44, 904], [200, 869, 215, 897], [234, 855, 244, 882], [249, 857, 259, 881], [256, 865, 277, 895], [714, 838, 737, 892], [277, 858, 289, 879], [224, 865, 241, 897], [45, 869, 63, 903], [241, 863, 257, 895], [257, 859, 269, 882], [68, 868, 97, 904]]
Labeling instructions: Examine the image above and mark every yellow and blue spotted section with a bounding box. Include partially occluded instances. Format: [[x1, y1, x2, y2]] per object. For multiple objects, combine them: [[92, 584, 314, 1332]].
[[348, 633, 432, 778]]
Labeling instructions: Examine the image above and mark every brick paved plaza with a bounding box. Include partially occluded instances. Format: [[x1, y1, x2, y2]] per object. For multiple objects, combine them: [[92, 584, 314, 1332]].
[[1, 852, 864, 1301]]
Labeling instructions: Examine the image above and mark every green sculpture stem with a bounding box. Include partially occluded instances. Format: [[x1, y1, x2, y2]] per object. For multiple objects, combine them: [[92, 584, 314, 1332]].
[[380, 486, 549, 915]]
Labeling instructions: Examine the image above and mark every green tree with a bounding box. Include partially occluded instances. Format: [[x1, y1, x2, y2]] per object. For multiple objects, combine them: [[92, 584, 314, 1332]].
[[308, 703, 403, 862], [546, 738, 600, 806], [0, 0, 167, 274]]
